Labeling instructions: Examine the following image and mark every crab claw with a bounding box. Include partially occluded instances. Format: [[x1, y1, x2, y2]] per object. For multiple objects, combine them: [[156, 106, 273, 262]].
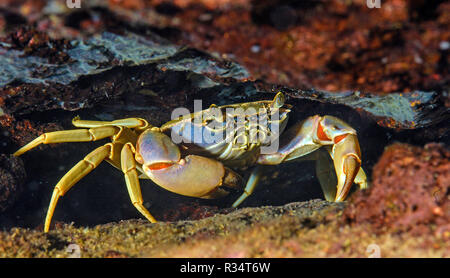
[[136, 129, 242, 198], [332, 134, 362, 202], [316, 115, 357, 144], [315, 116, 365, 202]]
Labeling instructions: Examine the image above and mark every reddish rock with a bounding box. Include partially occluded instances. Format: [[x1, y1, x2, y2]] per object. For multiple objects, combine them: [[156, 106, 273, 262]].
[[158, 0, 450, 94], [2, 26, 72, 64], [0, 114, 62, 146], [3, 0, 448, 94], [343, 143, 450, 236]]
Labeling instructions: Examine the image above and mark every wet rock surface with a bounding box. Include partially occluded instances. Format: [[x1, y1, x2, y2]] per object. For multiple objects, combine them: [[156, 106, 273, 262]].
[[0, 27, 248, 115], [0, 199, 447, 258], [0, 0, 448, 257], [0, 199, 338, 257], [0, 154, 26, 212]]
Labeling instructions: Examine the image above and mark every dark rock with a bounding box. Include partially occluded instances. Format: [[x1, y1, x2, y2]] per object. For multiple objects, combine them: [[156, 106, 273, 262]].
[[0, 154, 26, 212], [0, 28, 249, 115]]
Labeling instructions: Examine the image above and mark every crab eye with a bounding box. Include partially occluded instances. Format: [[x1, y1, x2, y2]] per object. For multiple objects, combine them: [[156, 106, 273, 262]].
[[272, 92, 285, 109]]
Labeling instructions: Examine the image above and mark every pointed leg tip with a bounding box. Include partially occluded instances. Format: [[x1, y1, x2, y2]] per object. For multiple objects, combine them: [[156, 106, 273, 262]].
[[13, 147, 27, 156], [231, 200, 240, 208], [231, 196, 246, 208], [334, 155, 360, 202]]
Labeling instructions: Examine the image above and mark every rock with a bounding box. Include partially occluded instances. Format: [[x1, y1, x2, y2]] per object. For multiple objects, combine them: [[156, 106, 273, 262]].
[[343, 143, 450, 236], [0, 27, 249, 115], [281, 88, 449, 130], [0, 199, 447, 257], [0, 154, 26, 212]]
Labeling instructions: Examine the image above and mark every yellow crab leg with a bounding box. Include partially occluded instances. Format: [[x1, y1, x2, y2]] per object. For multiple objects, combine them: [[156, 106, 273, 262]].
[[121, 143, 157, 223], [13, 126, 119, 156], [232, 166, 262, 207], [44, 143, 113, 232], [314, 147, 338, 202], [72, 116, 149, 130]]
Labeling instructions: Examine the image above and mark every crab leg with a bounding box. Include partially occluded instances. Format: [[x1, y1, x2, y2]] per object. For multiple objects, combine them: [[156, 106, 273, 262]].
[[72, 116, 149, 130], [256, 115, 367, 202], [314, 143, 368, 202], [232, 166, 263, 207], [121, 143, 157, 223], [44, 143, 113, 232], [257, 116, 321, 165], [13, 126, 119, 156], [329, 134, 367, 201], [313, 147, 338, 201]]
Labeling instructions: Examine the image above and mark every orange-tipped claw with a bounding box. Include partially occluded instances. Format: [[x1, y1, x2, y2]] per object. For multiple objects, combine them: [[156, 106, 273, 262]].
[[335, 154, 360, 202], [137, 129, 242, 198], [331, 134, 362, 202], [314, 116, 367, 202]]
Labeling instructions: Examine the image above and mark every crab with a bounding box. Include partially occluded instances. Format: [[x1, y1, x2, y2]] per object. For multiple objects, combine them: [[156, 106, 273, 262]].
[[14, 92, 367, 232]]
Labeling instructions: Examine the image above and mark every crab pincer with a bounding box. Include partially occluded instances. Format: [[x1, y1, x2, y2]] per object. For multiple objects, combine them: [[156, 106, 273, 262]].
[[136, 129, 242, 199], [314, 116, 368, 201]]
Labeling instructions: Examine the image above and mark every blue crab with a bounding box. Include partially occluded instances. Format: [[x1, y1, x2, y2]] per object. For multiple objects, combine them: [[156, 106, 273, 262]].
[[14, 92, 367, 232]]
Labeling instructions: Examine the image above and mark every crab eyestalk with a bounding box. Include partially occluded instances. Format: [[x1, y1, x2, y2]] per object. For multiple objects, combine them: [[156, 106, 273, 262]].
[[136, 129, 242, 198], [316, 116, 362, 202]]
